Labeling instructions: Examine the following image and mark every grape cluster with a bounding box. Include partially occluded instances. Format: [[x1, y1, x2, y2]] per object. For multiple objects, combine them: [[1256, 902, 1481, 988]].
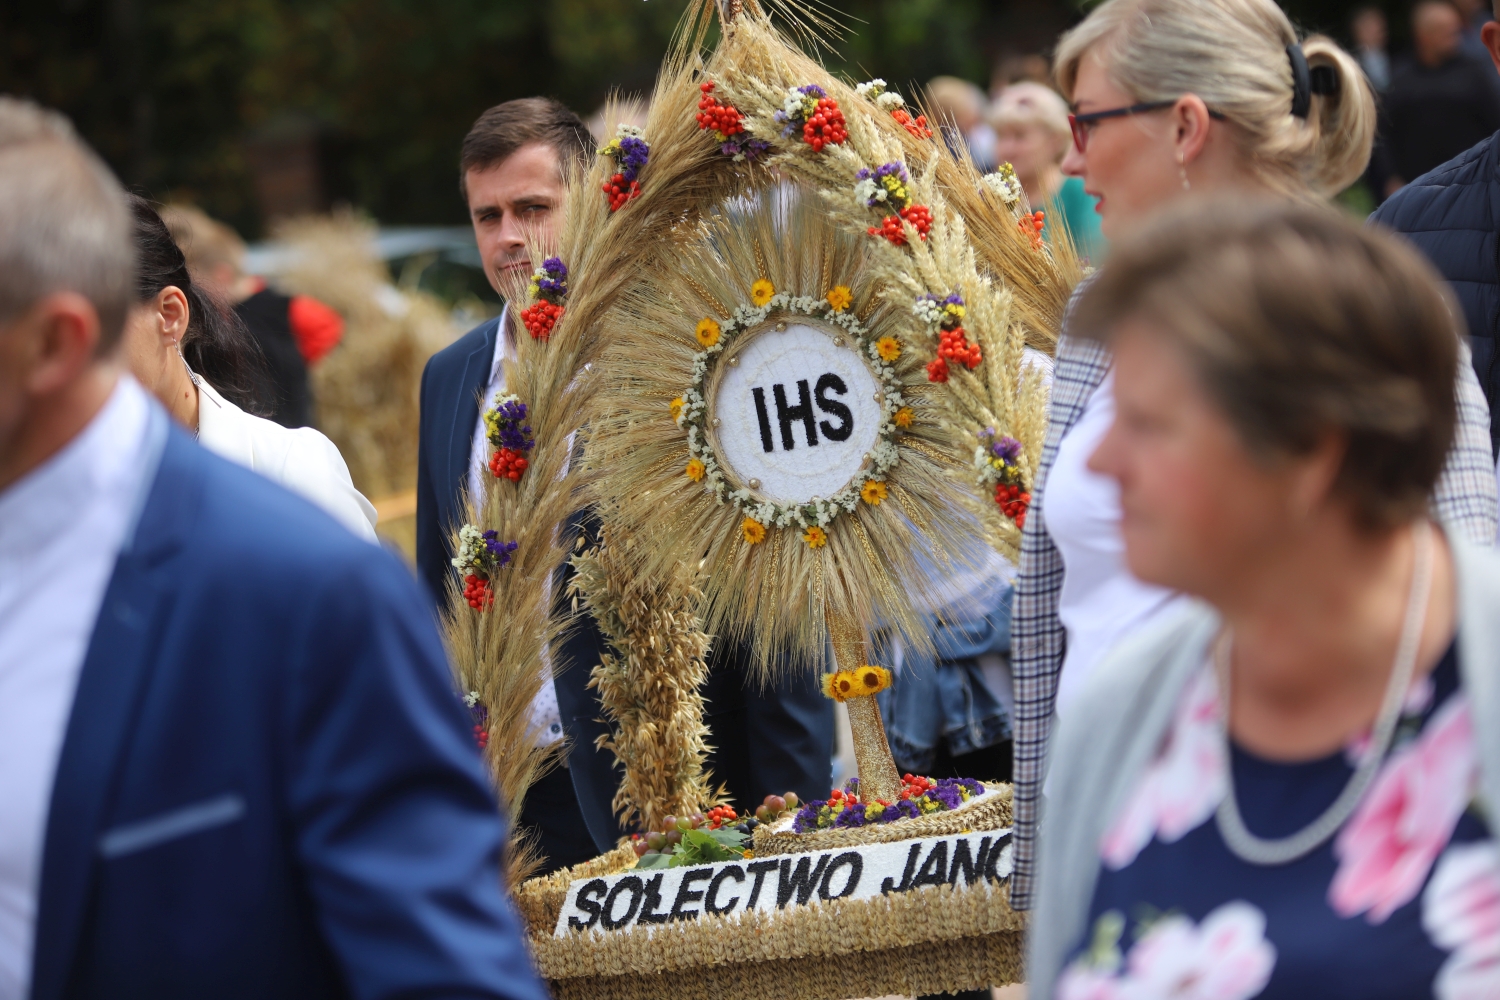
[[868, 204, 933, 246], [488, 447, 529, 482], [629, 792, 800, 860], [462, 574, 493, 610], [995, 482, 1031, 528], [695, 82, 745, 139], [802, 98, 848, 151], [520, 300, 564, 340], [603, 174, 642, 212]]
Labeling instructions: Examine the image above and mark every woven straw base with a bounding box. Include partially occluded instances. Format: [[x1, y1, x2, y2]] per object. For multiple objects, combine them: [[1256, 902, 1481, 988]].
[[546, 930, 1022, 1000]]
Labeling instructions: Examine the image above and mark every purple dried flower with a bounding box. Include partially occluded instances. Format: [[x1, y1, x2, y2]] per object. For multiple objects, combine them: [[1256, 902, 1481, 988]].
[[798, 84, 827, 98], [944, 293, 965, 307], [721, 137, 770, 162], [992, 435, 1021, 462], [491, 400, 534, 453], [882, 800, 920, 822], [481, 530, 518, 566], [535, 257, 568, 297], [618, 136, 650, 182], [833, 804, 867, 828]]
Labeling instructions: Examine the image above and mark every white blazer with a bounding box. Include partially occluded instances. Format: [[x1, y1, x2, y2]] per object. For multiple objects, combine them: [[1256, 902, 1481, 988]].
[[195, 376, 378, 541]]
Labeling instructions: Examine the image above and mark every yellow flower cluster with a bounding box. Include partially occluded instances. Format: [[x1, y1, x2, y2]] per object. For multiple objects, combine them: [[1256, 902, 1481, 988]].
[[826, 285, 853, 312], [751, 279, 776, 307], [820, 665, 894, 702], [695, 317, 721, 348]]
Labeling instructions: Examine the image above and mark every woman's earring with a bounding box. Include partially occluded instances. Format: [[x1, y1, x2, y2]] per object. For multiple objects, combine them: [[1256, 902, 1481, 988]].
[[1178, 154, 1191, 193]]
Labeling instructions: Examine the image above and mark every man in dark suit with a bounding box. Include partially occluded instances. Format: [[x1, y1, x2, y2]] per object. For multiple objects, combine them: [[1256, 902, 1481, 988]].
[[416, 99, 832, 876], [0, 98, 541, 1000]]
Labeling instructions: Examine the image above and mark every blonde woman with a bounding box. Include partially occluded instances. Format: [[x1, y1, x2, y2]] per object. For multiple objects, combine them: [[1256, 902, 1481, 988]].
[[1010, 0, 1500, 911], [992, 82, 1106, 262]]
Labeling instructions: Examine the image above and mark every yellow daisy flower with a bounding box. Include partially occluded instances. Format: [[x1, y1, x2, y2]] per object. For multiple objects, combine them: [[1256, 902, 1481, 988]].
[[893, 406, 914, 428], [695, 317, 721, 348], [826, 285, 853, 312], [685, 458, 706, 482], [855, 664, 893, 695], [822, 670, 858, 702], [861, 480, 888, 505], [876, 336, 902, 362], [670, 396, 685, 421], [821, 672, 842, 700], [803, 525, 828, 549], [741, 517, 766, 544], [751, 279, 775, 307]]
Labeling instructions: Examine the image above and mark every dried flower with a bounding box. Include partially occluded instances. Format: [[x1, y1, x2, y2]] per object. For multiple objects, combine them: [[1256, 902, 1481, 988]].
[[855, 665, 893, 695], [695, 317, 721, 347], [685, 458, 706, 482], [894, 406, 914, 428], [669, 396, 685, 422], [750, 279, 775, 306], [741, 517, 766, 544], [875, 336, 902, 362], [826, 285, 853, 312], [861, 479, 888, 505], [983, 163, 1024, 206], [803, 525, 828, 549]]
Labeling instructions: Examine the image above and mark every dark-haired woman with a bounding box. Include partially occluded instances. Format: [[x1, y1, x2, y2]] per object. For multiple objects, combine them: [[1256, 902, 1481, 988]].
[[120, 196, 377, 539]]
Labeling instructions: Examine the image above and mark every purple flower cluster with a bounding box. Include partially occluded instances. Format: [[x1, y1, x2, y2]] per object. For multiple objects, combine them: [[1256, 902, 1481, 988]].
[[790, 775, 985, 833], [721, 137, 770, 162], [490, 399, 534, 454], [481, 530, 518, 567], [617, 136, 649, 182], [991, 434, 1021, 462], [535, 257, 568, 298], [775, 83, 829, 137]]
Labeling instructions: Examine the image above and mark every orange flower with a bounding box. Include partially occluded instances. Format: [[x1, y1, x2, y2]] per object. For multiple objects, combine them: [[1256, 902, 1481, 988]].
[[751, 279, 775, 306], [826, 285, 853, 312], [875, 336, 902, 362], [893, 406, 914, 428], [686, 458, 706, 482], [670, 396, 685, 421], [803, 525, 828, 549], [741, 517, 766, 544], [861, 480, 888, 505], [695, 317, 721, 347]]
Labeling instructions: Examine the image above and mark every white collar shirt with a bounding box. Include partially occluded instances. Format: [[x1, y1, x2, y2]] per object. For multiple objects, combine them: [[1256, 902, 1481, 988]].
[[0, 376, 155, 997]]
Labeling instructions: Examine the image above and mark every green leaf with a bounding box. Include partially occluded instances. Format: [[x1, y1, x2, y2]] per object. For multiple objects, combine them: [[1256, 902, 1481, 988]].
[[707, 827, 748, 848], [634, 851, 672, 870], [667, 828, 742, 867]]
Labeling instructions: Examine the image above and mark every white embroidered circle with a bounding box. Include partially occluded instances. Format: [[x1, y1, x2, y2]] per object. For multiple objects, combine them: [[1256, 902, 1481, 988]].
[[713, 323, 882, 504]]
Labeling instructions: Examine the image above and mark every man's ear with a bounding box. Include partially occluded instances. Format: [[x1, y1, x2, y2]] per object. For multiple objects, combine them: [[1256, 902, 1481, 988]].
[[1483, 20, 1500, 75], [21, 291, 103, 397]]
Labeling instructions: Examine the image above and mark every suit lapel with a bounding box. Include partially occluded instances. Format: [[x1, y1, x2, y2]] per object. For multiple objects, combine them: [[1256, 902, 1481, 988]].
[[439, 314, 500, 534], [29, 422, 193, 1000]]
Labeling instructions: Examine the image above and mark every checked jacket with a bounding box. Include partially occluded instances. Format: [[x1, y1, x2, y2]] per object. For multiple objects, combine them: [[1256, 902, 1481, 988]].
[[1008, 325, 1500, 911]]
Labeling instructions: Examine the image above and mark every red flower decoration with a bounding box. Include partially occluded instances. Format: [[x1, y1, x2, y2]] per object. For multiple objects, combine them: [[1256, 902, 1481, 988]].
[[488, 447, 529, 482], [463, 574, 494, 610], [868, 204, 933, 246], [1020, 210, 1045, 249], [520, 300, 564, 340], [603, 173, 642, 211], [995, 482, 1031, 527], [803, 97, 848, 151], [938, 326, 983, 370], [891, 108, 933, 139], [696, 82, 745, 138], [926, 357, 950, 383]]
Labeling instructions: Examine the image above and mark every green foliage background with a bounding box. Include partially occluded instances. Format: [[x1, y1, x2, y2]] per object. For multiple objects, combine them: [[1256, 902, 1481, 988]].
[[2, 0, 1391, 236]]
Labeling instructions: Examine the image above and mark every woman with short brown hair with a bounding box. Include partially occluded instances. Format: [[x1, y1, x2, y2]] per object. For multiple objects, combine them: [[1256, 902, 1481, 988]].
[[1029, 198, 1500, 999]]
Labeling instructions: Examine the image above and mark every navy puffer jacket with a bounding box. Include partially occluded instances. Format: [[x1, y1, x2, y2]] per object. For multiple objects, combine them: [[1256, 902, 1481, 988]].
[[1372, 131, 1500, 458]]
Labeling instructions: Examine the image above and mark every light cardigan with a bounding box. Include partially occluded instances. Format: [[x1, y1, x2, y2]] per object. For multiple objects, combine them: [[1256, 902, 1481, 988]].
[[196, 377, 378, 541], [1026, 529, 1500, 1000]]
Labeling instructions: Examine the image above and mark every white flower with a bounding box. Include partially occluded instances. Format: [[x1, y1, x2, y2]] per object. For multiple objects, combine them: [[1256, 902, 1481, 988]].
[[464, 690, 480, 707], [913, 297, 944, 325], [982, 166, 1023, 206], [616, 123, 644, 139], [855, 79, 886, 99], [875, 92, 905, 111]]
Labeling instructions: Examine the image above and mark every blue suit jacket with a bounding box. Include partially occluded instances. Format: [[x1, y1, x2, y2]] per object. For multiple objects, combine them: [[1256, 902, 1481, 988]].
[[32, 414, 544, 1000]]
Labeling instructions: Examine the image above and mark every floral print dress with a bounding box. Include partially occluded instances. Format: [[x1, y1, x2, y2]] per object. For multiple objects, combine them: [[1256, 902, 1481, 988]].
[[1058, 644, 1500, 1000]]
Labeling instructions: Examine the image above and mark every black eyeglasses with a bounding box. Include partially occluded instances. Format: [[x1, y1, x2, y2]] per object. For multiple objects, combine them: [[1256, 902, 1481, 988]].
[[1068, 100, 1228, 153]]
